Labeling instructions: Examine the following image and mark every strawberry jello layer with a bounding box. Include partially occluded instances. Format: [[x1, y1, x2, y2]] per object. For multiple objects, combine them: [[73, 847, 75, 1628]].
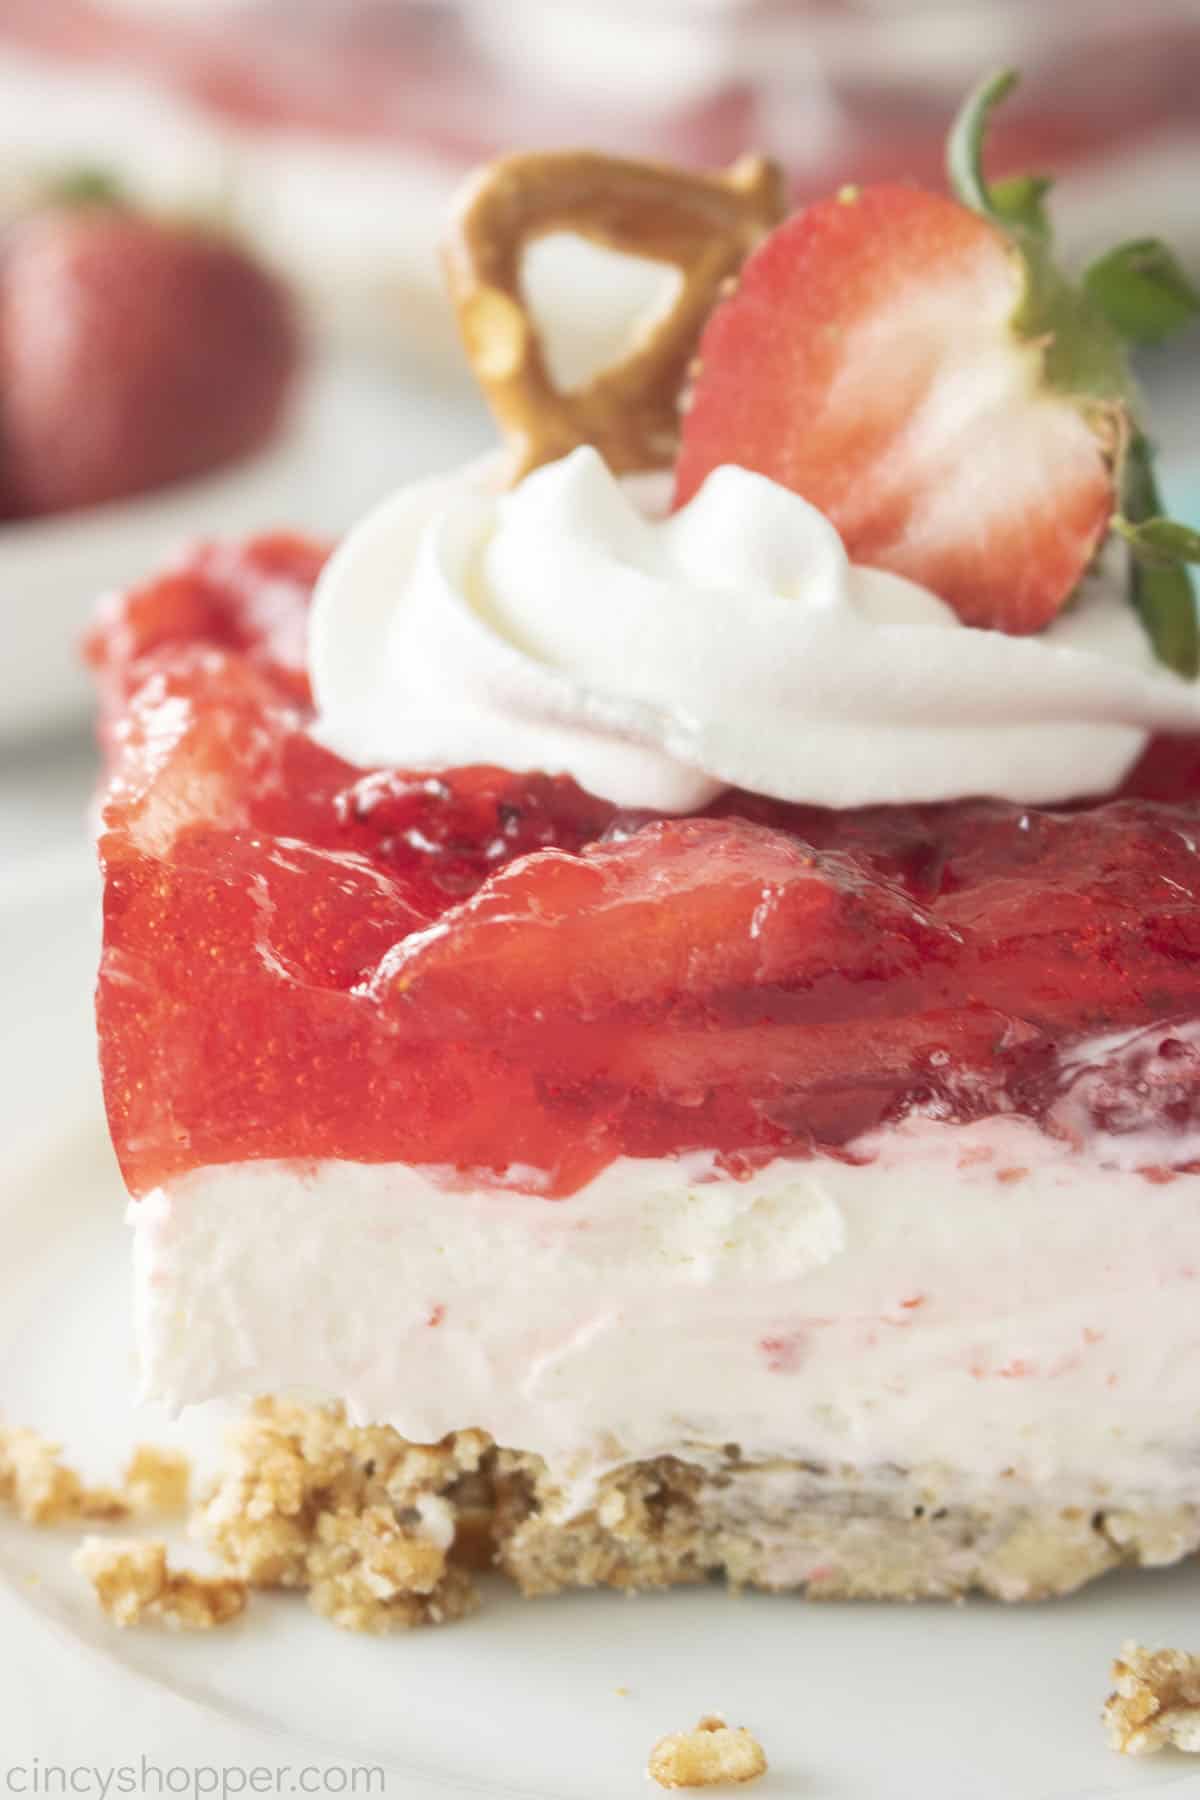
[[89, 532, 1200, 1200]]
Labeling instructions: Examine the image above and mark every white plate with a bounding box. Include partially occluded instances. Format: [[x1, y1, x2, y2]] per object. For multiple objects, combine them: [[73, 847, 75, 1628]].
[[0, 352, 487, 742], [2, 868, 1200, 1799]]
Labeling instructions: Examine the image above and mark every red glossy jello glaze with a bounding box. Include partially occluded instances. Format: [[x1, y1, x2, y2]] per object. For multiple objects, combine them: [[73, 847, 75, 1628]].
[[92, 540, 1200, 1198], [85, 533, 325, 739]]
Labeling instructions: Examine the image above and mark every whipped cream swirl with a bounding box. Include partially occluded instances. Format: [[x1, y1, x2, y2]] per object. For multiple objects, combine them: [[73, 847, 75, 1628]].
[[310, 446, 1200, 810]]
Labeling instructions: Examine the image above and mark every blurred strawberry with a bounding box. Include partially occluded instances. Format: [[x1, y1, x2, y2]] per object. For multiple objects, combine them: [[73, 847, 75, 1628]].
[[0, 197, 299, 518]]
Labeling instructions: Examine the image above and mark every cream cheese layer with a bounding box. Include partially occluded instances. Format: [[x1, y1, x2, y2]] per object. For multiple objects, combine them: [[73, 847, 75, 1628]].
[[134, 1116, 1200, 1510]]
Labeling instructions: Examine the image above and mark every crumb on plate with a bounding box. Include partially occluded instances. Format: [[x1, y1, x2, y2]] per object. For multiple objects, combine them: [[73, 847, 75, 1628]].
[[194, 1398, 485, 1632], [0, 1425, 191, 1526], [123, 1444, 190, 1515], [648, 1714, 768, 1788], [1105, 1641, 1200, 1755], [74, 1537, 247, 1630], [0, 1424, 129, 1524]]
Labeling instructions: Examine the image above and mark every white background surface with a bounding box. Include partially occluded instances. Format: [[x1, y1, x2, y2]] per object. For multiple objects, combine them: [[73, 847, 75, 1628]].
[[1, 346, 1199, 1797]]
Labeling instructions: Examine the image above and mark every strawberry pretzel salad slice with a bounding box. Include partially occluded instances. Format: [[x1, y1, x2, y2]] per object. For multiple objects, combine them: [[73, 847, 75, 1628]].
[[86, 74, 1200, 1628]]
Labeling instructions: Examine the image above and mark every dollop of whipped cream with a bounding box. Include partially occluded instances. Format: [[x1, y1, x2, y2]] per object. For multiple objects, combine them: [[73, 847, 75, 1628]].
[[310, 446, 1200, 811]]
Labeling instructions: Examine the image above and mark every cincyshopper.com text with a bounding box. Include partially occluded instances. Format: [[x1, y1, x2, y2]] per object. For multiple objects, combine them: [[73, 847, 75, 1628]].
[[4, 1761, 386, 1798]]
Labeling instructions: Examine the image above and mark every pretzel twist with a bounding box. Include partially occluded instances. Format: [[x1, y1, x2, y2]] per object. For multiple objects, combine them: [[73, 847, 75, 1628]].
[[443, 150, 787, 483]]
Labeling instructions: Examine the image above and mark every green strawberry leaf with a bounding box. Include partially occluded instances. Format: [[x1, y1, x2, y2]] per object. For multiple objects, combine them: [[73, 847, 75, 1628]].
[[1084, 239, 1200, 345], [43, 166, 128, 211], [1131, 560, 1200, 680], [1114, 514, 1200, 567], [1119, 435, 1200, 678]]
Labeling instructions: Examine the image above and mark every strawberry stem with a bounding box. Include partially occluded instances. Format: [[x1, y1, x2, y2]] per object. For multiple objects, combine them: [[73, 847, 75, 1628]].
[[946, 69, 1020, 222], [947, 70, 1052, 241], [947, 72, 1130, 403]]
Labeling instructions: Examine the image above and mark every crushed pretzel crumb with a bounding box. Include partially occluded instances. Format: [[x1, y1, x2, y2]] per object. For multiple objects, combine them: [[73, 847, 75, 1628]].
[[0, 1426, 190, 1526], [74, 1537, 247, 1630], [0, 1424, 129, 1524], [648, 1715, 768, 1789], [1105, 1641, 1200, 1755], [194, 1398, 486, 1632], [123, 1445, 190, 1516]]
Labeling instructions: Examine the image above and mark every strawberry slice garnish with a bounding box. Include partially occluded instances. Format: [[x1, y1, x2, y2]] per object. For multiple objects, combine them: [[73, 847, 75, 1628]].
[[678, 183, 1110, 634], [675, 71, 1200, 665]]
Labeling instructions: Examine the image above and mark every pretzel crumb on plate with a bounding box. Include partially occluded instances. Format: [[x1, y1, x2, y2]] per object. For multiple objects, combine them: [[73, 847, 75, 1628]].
[[122, 1444, 191, 1515], [0, 1423, 127, 1524], [74, 1537, 247, 1630], [1105, 1641, 1200, 1755], [195, 1398, 484, 1633], [648, 1715, 768, 1789], [0, 1423, 190, 1523]]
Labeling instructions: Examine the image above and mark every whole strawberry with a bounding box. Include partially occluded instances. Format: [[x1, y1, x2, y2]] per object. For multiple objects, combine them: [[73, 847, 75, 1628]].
[[0, 199, 299, 518]]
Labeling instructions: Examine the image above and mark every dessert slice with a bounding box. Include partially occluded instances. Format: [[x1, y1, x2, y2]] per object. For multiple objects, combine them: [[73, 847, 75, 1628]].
[[89, 79, 1200, 1617]]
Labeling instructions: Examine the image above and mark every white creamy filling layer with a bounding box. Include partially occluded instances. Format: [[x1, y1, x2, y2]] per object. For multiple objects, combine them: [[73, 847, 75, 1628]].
[[133, 1117, 1200, 1512]]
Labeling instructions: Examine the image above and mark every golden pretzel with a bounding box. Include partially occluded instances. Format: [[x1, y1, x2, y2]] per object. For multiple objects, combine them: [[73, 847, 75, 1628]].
[[443, 150, 787, 483]]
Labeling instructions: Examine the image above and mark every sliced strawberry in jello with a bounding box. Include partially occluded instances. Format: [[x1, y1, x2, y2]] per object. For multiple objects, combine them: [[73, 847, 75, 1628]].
[[372, 818, 945, 1030]]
